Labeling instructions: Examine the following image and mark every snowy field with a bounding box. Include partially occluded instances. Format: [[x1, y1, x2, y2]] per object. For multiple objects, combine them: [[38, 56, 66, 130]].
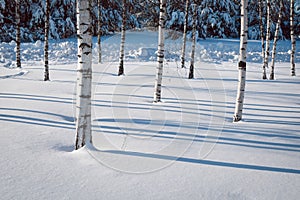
[[0, 31, 299, 199]]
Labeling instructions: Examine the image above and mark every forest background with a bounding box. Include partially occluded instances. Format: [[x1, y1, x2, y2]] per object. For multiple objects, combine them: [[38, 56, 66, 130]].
[[1, 0, 299, 43]]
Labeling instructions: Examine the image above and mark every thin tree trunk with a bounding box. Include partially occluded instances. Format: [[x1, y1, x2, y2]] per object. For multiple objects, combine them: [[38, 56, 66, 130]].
[[188, 3, 197, 79], [263, 0, 271, 79], [16, 0, 21, 68], [75, 0, 93, 150], [233, 0, 248, 122], [259, 0, 267, 79], [181, 0, 190, 68], [97, 0, 102, 63], [118, 0, 126, 76], [44, 0, 50, 81], [154, 0, 166, 103], [269, 0, 283, 80], [290, 0, 296, 76]]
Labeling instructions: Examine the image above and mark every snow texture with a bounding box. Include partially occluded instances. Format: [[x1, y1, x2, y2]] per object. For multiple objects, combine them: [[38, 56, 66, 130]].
[[0, 31, 299, 200]]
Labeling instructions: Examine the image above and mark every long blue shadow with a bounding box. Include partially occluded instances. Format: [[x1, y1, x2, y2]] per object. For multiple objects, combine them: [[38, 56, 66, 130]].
[[0, 93, 73, 101], [245, 119, 300, 126], [0, 114, 75, 130], [0, 108, 74, 122], [0, 118, 74, 130], [0, 93, 73, 104], [247, 91, 300, 98], [96, 118, 300, 147], [0, 114, 74, 126], [94, 128, 300, 153], [102, 150, 300, 174]]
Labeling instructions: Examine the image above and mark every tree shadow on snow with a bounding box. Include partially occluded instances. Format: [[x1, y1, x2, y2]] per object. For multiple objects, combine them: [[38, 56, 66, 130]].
[[100, 149, 300, 175]]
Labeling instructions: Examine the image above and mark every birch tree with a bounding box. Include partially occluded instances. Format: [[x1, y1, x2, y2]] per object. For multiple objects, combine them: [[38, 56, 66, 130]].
[[44, 0, 50, 81], [188, 3, 197, 79], [154, 0, 166, 103], [97, 0, 102, 63], [259, 0, 267, 79], [118, 0, 126, 76], [290, 0, 296, 76], [269, 0, 284, 80], [233, 0, 248, 122], [180, 0, 190, 68], [75, 0, 93, 150], [16, 0, 21, 68], [263, 0, 271, 79]]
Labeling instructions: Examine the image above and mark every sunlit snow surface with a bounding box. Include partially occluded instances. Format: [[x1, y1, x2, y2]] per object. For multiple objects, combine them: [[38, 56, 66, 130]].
[[0, 31, 299, 199], [0, 31, 299, 67]]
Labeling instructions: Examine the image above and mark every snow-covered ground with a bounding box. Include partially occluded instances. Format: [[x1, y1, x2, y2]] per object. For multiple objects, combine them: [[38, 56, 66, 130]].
[[0, 31, 299, 199]]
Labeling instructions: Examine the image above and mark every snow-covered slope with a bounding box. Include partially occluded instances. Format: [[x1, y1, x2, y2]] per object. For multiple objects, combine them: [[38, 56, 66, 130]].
[[1, 31, 299, 68], [0, 31, 299, 199]]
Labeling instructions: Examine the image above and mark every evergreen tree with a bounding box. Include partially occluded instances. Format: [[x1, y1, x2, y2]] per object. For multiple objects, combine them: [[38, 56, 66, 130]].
[[198, 0, 239, 38]]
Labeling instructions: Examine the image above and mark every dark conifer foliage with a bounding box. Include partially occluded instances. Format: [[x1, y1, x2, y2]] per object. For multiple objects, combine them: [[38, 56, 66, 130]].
[[0, 0, 298, 42]]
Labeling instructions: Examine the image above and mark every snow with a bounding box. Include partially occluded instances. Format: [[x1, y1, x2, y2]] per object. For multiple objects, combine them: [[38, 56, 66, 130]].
[[0, 31, 299, 199], [1, 31, 299, 68]]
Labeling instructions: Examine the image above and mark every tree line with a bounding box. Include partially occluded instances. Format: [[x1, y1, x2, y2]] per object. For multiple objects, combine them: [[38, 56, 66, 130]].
[[1, 0, 299, 42]]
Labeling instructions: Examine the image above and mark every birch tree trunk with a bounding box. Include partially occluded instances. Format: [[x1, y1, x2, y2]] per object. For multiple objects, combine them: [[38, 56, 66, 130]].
[[269, 0, 283, 80], [75, 0, 93, 150], [44, 0, 50, 81], [16, 0, 21, 68], [259, 0, 267, 79], [97, 0, 102, 63], [233, 0, 248, 122], [154, 0, 166, 103], [290, 0, 296, 76], [118, 0, 126, 76], [180, 0, 190, 68], [188, 3, 197, 79], [263, 0, 271, 79]]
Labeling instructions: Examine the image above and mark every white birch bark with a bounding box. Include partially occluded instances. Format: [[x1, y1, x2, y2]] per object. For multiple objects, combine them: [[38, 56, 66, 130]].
[[44, 0, 50, 81], [290, 0, 296, 76], [180, 0, 190, 68], [188, 3, 197, 79], [16, 0, 21, 68], [259, 0, 267, 79], [118, 0, 126, 76], [233, 0, 248, 122], [97, 0, 102, 63], [263, 0, 271, 79], [154, 0, 166, 103], [270, 0, 283, 80], [75, 0, 93, 150]]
